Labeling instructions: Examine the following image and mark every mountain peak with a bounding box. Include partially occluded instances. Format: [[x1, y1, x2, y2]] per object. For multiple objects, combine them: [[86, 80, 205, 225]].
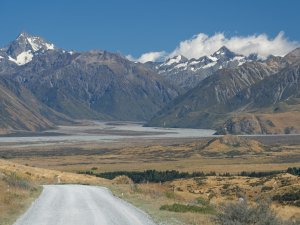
[[17, 32, 31, 39], [212, 46, 234, 56], [3, 32, 56, 65], [211, 46, 237, 60], [14, 32, 55, 52]]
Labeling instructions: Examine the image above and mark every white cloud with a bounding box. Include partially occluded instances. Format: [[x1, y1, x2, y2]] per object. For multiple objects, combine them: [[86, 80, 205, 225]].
[[132, 32, 299, 62], [126, 51, 166, 63]]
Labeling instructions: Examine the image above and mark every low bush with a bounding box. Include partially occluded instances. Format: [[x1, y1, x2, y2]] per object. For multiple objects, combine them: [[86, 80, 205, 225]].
[[215, 199, 297, 225], [164, 191, 176, 199], [3, 173, 33, 190], [272, 189, 300, 207], [112, 175, 133, 185], [195, 197, 209, 206], [160, 203, 215, 214]]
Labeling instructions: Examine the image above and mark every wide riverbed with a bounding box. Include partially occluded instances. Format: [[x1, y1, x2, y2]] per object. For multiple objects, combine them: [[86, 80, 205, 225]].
[[0, 121, 215, 144]]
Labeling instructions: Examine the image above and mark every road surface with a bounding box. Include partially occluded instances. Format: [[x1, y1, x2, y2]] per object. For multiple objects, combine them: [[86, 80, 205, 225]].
[[14, 185, 156, 225]]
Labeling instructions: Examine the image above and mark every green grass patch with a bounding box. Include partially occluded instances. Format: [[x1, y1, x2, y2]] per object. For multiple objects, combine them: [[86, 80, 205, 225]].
[[160, 203, 215, 214]]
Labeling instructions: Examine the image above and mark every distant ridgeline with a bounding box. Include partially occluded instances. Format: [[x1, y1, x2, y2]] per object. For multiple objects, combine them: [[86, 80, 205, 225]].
[[78, 167, 300, 183]]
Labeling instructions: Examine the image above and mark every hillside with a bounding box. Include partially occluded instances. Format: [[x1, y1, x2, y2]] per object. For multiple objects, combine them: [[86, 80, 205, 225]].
[[0, 77, 71, 134], [200, 135, 265, 156]]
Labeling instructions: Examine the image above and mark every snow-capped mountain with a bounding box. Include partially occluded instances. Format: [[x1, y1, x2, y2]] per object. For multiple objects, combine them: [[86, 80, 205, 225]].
[[0, 32, 55, 65], [0, 32, 179, 134], [147, 48, 300, 134], [147, 46, 257, 90]]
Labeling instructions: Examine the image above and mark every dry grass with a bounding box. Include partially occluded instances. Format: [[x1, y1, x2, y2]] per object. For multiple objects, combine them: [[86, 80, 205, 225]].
[[109, 173, 300, 224], [0, 159, 110, 186], [109, 183, 215, 225], [2, 136, 300, 175], [0, 172, 41, 225]]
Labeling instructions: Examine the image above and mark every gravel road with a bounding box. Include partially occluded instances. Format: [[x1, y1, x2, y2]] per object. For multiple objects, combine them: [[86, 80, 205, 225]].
[[14, 185, 156, 225]]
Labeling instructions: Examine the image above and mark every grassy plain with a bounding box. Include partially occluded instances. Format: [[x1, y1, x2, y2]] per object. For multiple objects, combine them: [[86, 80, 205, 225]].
[[0, 132, 300, 224], [1, 135, 299, 174]]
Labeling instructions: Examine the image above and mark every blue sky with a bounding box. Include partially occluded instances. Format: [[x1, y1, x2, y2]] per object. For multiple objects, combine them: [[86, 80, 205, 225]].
[[1, 0, 299, 60]]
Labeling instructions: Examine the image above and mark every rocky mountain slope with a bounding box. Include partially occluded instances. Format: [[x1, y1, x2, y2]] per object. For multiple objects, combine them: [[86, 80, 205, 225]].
[[146, 46, 256, 90], [0, 33, 179, 133], [147, 48, 300, 134], [0, 77, 72, 134]]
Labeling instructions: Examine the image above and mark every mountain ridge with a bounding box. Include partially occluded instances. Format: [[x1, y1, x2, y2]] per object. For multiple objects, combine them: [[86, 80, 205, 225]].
[[147, 48, 300, 134], [145, 46, 257, 91]]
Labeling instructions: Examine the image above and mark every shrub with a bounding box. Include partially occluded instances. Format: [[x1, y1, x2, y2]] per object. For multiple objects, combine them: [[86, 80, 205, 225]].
[[165, 191, 176, 199], [3, 172, 33, 190], [216, 199, 283, 225], [112, 175, 133, 185], [195, 197, 209, 206], [272, 189, 300, 207], [261, 186, 273, 192]]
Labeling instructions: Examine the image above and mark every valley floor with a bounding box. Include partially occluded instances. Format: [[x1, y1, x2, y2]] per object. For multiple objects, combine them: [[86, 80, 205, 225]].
[[0, 122, 299, 224]]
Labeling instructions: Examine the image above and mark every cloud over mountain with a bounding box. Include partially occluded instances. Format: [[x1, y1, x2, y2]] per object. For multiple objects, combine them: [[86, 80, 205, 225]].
[[127, 51, 166, 63], [131, 32, 299, 62]]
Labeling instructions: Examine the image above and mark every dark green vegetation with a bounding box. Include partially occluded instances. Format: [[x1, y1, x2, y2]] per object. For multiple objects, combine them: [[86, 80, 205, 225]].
[[78, 170, 214, 183], [273, 189, 300, 207], [160, 203, 215, 214], [238, 170, 283, 177], [287, 167, 300, 176], [78, 168, 299, 183]]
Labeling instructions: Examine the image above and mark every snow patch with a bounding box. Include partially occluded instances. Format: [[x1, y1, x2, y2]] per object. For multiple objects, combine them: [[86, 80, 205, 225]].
[[45, 43, 55, 50], [208, 56, 217, 61], [232, 56, 245, 61], [238, 61, 245, 66], [175, 62, 188, 69], [27, 37, 40, 51], [189, 60, 200, 65], [9, 51, 33, 65], [27, 36, 54, 52], [164, 55, 182, 66], [231, 56, 247, 66], [202, 61, 217, 69]]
